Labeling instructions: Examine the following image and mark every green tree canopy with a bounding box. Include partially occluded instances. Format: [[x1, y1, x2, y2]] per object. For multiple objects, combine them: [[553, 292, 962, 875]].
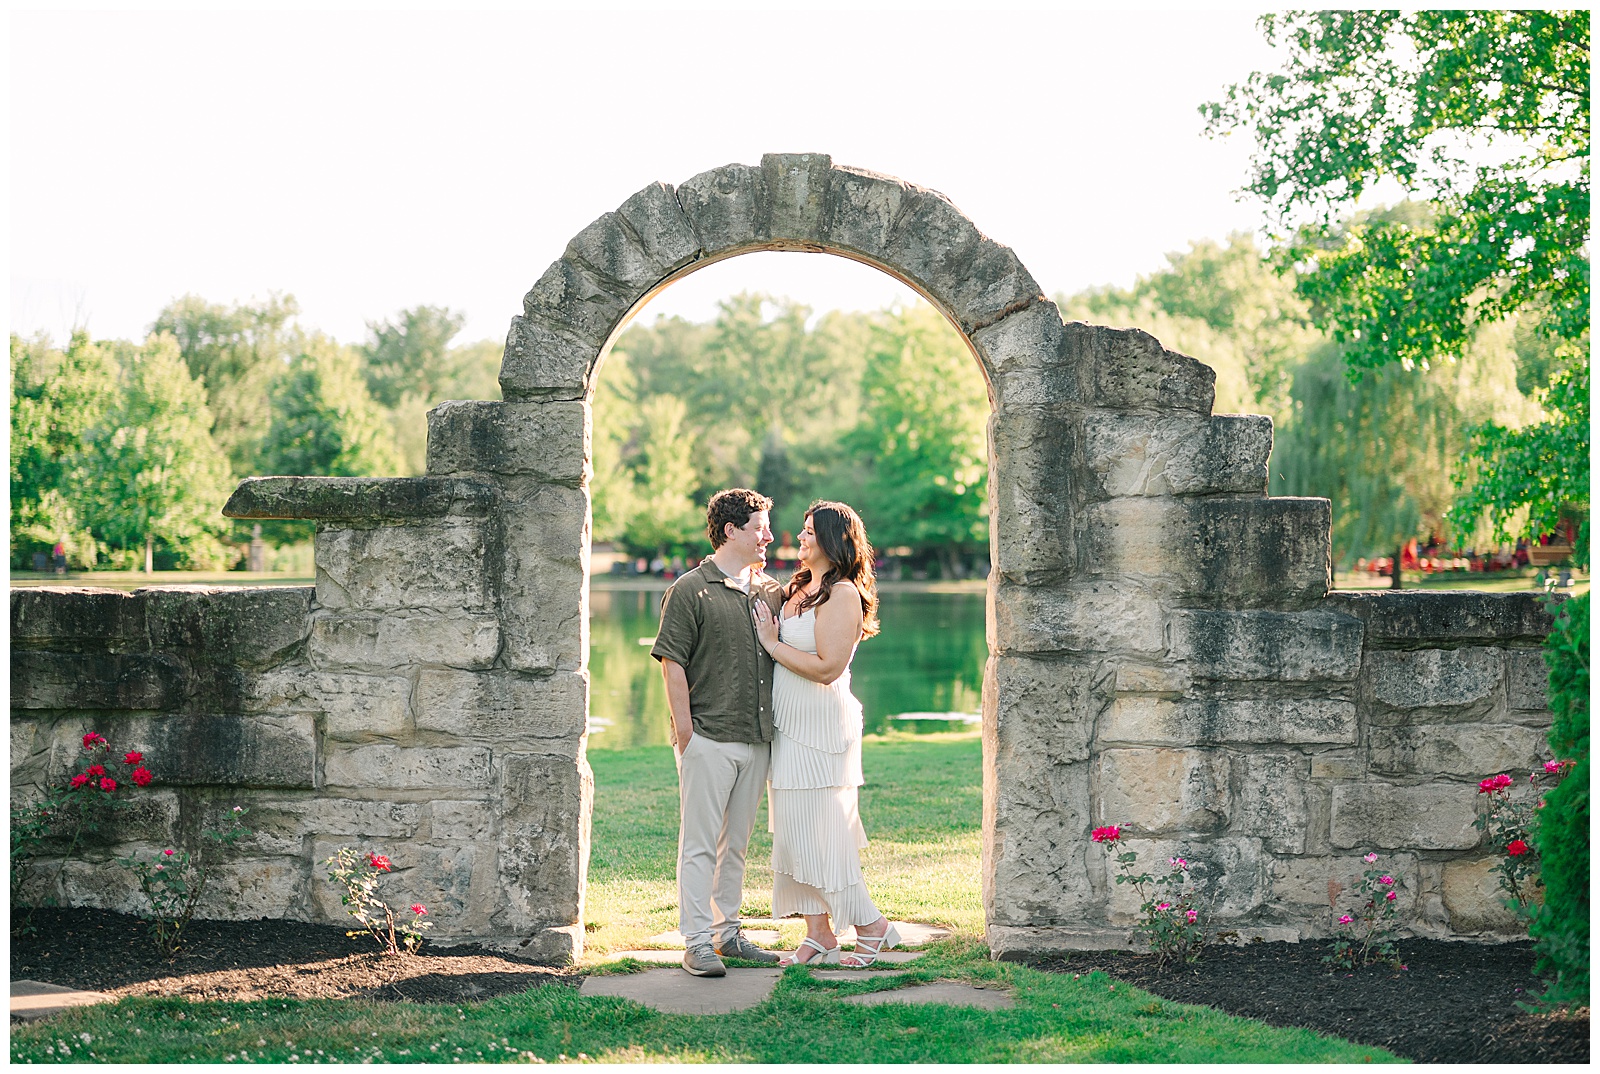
[[359, 305, 467, 409], [75, 334, 235, 570], [1203, 10, 1589, 371], [259, 336, 402, 478]]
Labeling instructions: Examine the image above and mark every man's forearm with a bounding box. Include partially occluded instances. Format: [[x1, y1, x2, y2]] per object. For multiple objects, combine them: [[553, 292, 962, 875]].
[[661, 659, 694, 748]]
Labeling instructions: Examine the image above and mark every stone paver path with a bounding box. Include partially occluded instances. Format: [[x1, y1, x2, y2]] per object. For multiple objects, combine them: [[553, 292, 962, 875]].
[[11, 980, 114, 1022], [643, 919, 950, 949], [579, 968, 783, 1015], [842, 980, 1014, 1009]]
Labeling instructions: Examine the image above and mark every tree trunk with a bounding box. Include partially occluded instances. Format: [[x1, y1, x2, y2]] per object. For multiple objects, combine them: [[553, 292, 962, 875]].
[[1390, 543, 1403, 590], [144, 534, 154, 575]]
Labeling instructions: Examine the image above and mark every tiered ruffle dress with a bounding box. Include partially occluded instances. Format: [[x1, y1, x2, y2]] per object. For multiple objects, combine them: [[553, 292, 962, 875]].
[[767, 607, 882, 926]]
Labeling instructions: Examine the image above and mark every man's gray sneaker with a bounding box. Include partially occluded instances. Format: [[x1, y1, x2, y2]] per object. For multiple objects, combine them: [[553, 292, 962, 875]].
[[715, 930, 780, 964], [682, 942, 727, 977]]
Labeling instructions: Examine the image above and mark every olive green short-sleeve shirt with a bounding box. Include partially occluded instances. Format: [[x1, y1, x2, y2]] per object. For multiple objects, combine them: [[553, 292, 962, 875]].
[[650, 559, 784, 743]]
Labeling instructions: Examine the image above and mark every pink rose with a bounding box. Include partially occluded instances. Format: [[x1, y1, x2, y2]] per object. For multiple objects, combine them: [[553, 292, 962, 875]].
[[368, 853, 393, 872], [1478, 774, 1513, 794], [1385, 890, 1397, 901], [1156, 902, 1172, 911], [1338, 914, 1353, 925], [410, 904, 427, 916], [1091, 826, 1121, 843], [1362, 853, 1378, 864], [1544, 760, 1563, 774], [1379, 876, 1394, 886], [1185, 909, 1198, 923]]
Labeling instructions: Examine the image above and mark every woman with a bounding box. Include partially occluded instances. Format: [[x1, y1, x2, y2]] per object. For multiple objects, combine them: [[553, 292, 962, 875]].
[[751, 500, 901, 968]]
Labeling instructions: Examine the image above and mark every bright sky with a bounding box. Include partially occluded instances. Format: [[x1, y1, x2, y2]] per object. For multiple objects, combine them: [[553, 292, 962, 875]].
[[11, 7, 1285, 347]]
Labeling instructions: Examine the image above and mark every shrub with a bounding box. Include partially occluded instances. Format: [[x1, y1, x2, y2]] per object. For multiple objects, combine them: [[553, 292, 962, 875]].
[[1091, 825, 1211, 967], [1530, 592, 1588, 1005], [121, 805, 253, 958], [1325, 852, 1405, 970], [322, 847, 432, 956]]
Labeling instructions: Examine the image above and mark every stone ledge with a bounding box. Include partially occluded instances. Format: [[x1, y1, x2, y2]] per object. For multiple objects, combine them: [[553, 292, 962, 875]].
[[223, 476, 496, 521], [1325, 591, 1558, 645]]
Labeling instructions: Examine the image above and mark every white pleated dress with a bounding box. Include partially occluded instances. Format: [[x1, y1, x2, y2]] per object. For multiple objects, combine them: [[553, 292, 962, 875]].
[[767, 607, 882, 926]]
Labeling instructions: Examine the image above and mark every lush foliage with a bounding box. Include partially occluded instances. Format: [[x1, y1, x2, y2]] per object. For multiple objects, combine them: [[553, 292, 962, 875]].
[[1091, 826, 1210, 967], [1325, 853, 1405, 970], [122, 807, 253, 958], [322, 847, 432, 956], [1473, 764, 1572, 916], [1529, 592, 1589, 1004], [1204, 10, 1590, 553], [595, 298, 989, 566]]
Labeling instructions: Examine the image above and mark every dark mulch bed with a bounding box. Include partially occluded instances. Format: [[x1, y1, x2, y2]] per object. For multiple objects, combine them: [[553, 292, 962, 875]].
[[11, 907, 578, 1005], [1027, 938, 1589, 1064]]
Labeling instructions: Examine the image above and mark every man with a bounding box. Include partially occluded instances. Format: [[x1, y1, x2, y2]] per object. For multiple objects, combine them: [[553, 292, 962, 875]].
[[650, 488, 784, 976]]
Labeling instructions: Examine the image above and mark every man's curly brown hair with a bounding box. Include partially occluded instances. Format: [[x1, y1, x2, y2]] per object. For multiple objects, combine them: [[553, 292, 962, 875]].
[[705, 488, 773, 549]]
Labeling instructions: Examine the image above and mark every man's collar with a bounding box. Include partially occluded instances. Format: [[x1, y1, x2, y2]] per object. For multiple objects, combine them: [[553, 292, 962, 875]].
[[700, 557, 773, 590]]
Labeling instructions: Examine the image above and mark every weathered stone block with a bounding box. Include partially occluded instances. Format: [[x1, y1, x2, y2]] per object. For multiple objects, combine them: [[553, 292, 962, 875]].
[[76, 713, 318, 788], [246, 797, 424, 855], [1099, 697, 1357, 746], [884, 189, 983, 317], [987, 406, 1083, 575], [1179, 497, 1332, 607], [1234, 752, 1309, 853], [1441, 857, 1526, 933], [139, 586, 312, 667], [10, 587, 146, 648], [430, 800, 493, 841], [988, 655, 1098, 764], [310, 838, 485, 926], [12, 650, 185, 710], [521, 255, 633, 353], [1325, 591, 1558, 644], [1310, 751, 1364, 780], [499, 314, 591, 401], [984, 755, 1096, 926], [1097, 748, 1230, 833], [246, 668, 409, 738], [615, 181, 701, 275], [1268, 853, 1418, 916], [308, 613, 500, 671], [323, 745, 493, 790], [762, 152, 832, 243], [496, 483, 588, 673], [1086, 413, 1271, 497], [1330, 783, 1480, 850], [196, 857, 307, 920], [1065, 322, 1215, 415], [944, 239, 1044, 335], [316, 521, 489, 613], [1366, 648, 1502, 713], [564, 209, 669, 293], [495, 753, 592, 932], [1172, 609, 1363, 682], [416, 669, 587, 745], [1113, 664, 1191, 697], [1369, 724, 1549, 778], [676, 162, 767, 253], [990, 580, 1165, 655], [972, 299, 1079, 408], [821, 164, 908, 264], [1504, 650, 1552, 712], [223, 477, 496, 522], [426, 399, 589, 484]]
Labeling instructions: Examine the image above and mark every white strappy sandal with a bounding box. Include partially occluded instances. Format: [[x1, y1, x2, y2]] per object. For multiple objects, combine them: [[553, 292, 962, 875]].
[[841, 922, 902, 968], [779, 936, 841, 967]]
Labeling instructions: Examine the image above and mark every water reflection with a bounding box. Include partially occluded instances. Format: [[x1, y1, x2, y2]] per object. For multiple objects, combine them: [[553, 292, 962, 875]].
[[587, 586, 987, 749]]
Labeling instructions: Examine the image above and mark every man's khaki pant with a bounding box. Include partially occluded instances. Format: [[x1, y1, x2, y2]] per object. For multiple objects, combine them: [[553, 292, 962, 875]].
[[675, 735, 770, 948]]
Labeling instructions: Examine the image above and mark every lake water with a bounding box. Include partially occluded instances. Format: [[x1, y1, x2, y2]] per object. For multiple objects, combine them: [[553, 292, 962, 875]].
[[587, 585, 988, 749]]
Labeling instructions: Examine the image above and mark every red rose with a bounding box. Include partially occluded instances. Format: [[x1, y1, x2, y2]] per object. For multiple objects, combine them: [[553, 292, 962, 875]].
[[131, 767, 153, 787], [86, 764, 106, 778], [1508, 839, 1529, 856], [99, 777, 117, 792], [124, 751, 144, 765], [70, 773, 90, 789], [82, 732, 105, 749], [410, 904, 427, 916], [1091, 825, 1122, 843], [368, 853, 393, 872]]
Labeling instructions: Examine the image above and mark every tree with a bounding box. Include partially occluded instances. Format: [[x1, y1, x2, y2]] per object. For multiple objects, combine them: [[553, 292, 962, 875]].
[[1204, 10, 1590, 552], [9, 332, 118, 567], [75, 334, 235, 571], [359, 305, 466, 409], [259, 336, 402, 479], [1203, 10, 1589, 371], [848, 305, 989, 571], [151, 294, 300, 473], [619, 394, 702, 556]]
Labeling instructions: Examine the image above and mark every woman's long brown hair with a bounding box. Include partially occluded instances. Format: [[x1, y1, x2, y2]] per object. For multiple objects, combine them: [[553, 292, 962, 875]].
[[784, 500, 880, 639]]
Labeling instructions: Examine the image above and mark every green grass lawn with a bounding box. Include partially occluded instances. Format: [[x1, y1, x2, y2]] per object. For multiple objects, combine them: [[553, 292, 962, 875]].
[[9, 732, 1403, 1063]]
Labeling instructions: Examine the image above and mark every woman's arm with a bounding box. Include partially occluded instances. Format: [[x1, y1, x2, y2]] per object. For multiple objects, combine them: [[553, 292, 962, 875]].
[[752, 584, 863, 685]]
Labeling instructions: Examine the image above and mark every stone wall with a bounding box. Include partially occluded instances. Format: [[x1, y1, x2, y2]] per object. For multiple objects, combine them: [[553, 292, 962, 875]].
[[8, 154, 1560, 962]]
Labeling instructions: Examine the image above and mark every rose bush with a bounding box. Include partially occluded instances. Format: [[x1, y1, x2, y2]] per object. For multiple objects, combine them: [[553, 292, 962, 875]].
[[1325, 853, 1405, 970], [1091, 825, 1211, 967], [322, 847, 432, 957], [122, 806, 253, 958]]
